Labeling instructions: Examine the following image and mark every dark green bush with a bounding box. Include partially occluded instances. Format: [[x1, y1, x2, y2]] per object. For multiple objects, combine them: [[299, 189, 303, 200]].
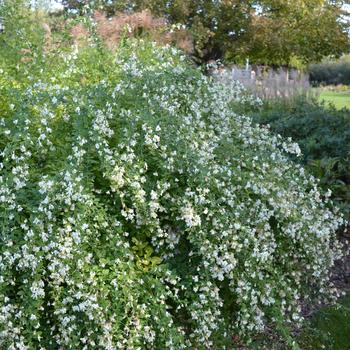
[[309, 61, 350, 86], [249, 95, 350, 217], [250, 96, 350, 161]]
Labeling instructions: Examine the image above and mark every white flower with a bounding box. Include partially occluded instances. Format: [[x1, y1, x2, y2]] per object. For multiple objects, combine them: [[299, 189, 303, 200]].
[[181, 203, 201, 228]]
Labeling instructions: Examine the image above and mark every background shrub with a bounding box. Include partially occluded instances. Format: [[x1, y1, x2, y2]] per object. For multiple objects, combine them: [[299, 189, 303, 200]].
[[249, 95, 350, 217], [309, 58, 350, 86]]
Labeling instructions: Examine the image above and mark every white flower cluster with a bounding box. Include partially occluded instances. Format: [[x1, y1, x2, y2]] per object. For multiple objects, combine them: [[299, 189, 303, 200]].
[[0, 40, 345, 349]]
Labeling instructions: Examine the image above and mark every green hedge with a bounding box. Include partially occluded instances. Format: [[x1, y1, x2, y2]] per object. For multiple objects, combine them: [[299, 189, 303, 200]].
[[309, 61, 350, 86]]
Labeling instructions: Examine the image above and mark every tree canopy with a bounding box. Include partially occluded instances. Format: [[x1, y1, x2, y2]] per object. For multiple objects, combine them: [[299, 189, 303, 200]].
[[61, 0, 350, 65], [240, 0, 350, 65]]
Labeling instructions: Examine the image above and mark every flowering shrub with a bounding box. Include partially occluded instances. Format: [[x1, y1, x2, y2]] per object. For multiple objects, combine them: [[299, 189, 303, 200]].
[[0, 39, 345, 349]]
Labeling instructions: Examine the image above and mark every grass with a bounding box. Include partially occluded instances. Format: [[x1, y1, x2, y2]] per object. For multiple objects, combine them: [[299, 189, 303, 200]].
[[319, 90, 350, 110], [298, 292, 350, 350]]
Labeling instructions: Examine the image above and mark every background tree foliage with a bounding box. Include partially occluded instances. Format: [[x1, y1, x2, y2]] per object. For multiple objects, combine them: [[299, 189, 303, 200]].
[[0, 0, 48, 77], [62, 0, 350, 65], [239, 0, 350, 65]]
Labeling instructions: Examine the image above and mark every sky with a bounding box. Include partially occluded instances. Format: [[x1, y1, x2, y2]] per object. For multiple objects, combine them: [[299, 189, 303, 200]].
[[31, 0, 63, 11], [49, 1, 63, 11]]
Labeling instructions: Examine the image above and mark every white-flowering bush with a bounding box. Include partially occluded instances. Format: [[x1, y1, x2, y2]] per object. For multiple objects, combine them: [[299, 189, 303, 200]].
[[0, 40, 344, 349]]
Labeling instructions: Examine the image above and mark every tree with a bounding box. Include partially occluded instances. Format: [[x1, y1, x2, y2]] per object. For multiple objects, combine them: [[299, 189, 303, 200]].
[[61, 0, 255, 61], [62, 0, 350, 65], [236, 0, 350, 65]]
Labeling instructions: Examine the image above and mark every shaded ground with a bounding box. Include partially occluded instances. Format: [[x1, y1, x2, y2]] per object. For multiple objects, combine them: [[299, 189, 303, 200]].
[[297, 229, 350, 350], [250, 229, 350, 350], [298, 293, 350, 349]]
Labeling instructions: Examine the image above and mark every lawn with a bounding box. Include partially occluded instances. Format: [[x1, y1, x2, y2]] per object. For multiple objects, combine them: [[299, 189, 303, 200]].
[[319, 90, 350, 110]]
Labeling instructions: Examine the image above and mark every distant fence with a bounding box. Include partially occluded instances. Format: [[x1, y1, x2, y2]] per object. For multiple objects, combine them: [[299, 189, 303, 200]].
[[211, 65, 310, 99]]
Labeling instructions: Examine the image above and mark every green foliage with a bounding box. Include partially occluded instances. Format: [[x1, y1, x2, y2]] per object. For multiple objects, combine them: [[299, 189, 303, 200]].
[[249, 95, 350, 217], [298, 293, 350, 350], [310, 60, 350, 86], [62, 0, 350, 65], [251, 96, 350, 160], [0, 0, 47, 75], [249, 292, 350, 349], [239, 0, 350, 66]]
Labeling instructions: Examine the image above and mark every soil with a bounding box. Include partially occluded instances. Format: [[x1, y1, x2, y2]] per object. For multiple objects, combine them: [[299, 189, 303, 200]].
[[332, 226, 350, 293]]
